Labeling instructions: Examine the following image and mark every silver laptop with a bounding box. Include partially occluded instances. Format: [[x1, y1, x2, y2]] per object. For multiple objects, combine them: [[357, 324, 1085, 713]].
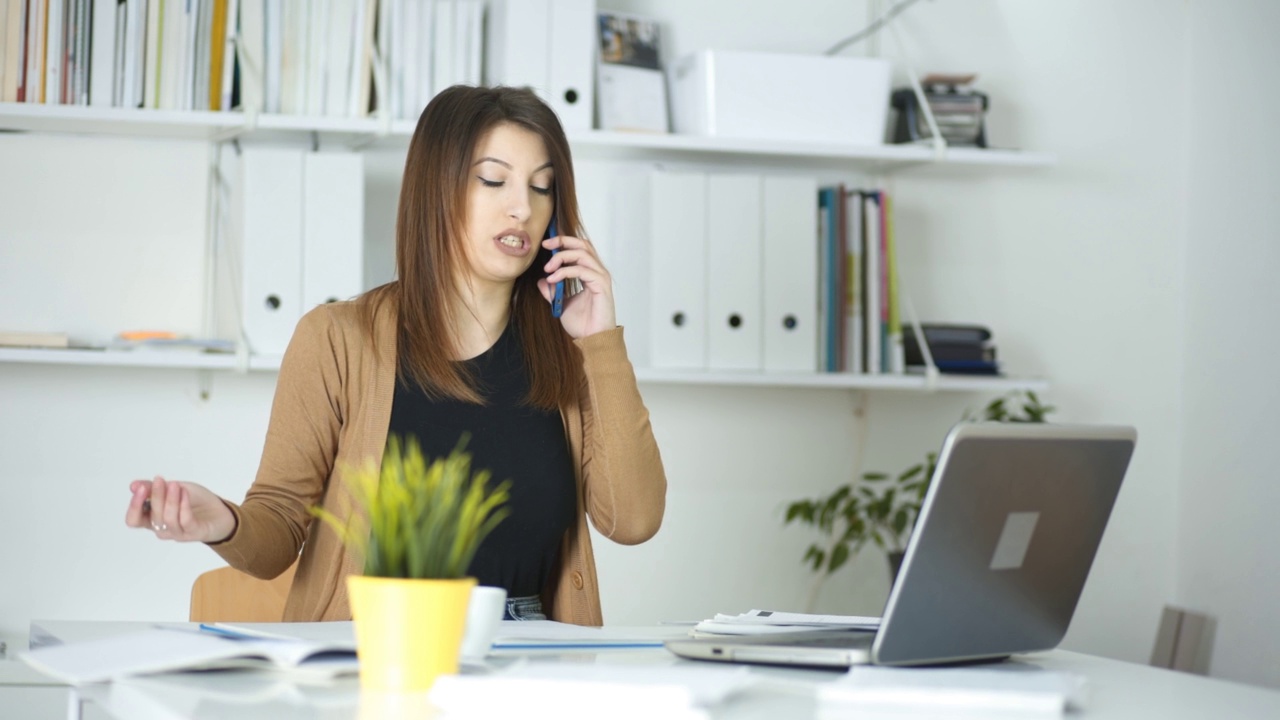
[[666, 422, 1137, 668]]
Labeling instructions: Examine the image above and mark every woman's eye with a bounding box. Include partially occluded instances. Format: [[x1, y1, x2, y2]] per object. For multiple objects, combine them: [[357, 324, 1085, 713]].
[[478, 177, 503, 188], [532, 186, 552, 196]]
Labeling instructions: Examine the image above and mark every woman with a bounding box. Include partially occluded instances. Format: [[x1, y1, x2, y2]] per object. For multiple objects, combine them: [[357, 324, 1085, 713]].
[[123, 85, 667, 626]]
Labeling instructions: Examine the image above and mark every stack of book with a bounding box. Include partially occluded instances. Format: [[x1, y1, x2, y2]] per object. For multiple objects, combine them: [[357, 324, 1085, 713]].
[[0, 0, 484, 118], [817, 185, 904, 375], [903, 323, 998, 375]]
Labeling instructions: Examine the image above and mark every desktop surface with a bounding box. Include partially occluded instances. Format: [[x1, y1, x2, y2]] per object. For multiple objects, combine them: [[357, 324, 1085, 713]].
[[6, 620, 1280, 720]]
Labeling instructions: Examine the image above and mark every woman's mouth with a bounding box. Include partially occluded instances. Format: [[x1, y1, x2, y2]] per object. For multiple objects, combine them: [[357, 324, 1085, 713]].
[[493, 231, 531, 257]]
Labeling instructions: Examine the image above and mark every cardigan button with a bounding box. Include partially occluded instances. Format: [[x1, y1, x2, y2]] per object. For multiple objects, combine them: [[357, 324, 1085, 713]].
[[571, 571, 584, 589]]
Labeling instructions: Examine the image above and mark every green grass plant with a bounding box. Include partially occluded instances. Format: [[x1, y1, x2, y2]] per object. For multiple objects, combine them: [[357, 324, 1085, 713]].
[[312, 435, 511, 579]]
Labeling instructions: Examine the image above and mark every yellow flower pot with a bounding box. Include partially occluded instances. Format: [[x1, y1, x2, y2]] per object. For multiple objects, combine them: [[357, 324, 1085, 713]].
[[347, 575, 478, 692]]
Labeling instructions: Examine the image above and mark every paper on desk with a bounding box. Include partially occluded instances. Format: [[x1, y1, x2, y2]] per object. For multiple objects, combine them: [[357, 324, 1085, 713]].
[[693, 609, 880, 636], [820, 665, 1088, 718], [491, 621, 671, 647], [430, 662, 756, 719]]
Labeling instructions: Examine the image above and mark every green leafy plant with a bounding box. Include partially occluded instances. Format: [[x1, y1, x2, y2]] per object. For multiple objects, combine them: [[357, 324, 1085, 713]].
[[311, 435, 511, 579], [784, 390, 1055, 610]]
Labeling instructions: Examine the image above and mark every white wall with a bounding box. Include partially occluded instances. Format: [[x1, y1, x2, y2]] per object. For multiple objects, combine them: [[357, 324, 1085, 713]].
[[875, 0, 1191, 667], [600, 0, 1190, 666], [2, 0, 1272, 687], [1178, 0, 1280, 689]]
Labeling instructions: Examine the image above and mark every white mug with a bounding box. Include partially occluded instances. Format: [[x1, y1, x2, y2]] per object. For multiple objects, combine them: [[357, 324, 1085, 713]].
[[459, 586, 507, 661]]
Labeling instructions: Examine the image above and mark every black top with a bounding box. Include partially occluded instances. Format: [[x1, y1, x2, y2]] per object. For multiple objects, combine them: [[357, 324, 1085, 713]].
[[386, 321, 576, 597]]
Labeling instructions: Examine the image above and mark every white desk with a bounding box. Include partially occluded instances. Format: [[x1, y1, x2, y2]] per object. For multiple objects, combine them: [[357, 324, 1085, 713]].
[[6, 620, 1280, 719]]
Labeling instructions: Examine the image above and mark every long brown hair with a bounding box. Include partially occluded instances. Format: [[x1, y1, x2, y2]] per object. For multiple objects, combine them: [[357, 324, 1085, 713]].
[[360, 85, 583, 409]]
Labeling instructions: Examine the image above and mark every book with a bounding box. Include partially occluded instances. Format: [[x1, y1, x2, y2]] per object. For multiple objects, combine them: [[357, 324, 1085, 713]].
[[0, 330, 71, 348], [903, 323, 999, 374], [20, 626, 358, 684], [844, 187, 864, 374], [907, 323, 993, 345], [904, 339, 995, 365], [595, 10, 668, 133]]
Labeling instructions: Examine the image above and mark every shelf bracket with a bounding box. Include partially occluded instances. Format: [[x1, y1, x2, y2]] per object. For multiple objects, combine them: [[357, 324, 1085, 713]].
[[887, 15, 948, 161], [894, 254, 941, 393], [850, 389, 870, 484], [197, 369, 213, 401], [233, 29, 261, 135], [373, 36, 393, 139], [235, 342, 252, 374]]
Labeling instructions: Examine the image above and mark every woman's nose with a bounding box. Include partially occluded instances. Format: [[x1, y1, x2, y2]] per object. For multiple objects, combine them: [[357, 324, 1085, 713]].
[[507, 190, 532, 222]]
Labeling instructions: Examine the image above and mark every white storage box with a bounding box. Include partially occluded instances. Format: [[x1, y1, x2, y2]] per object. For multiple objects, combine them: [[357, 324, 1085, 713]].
[[670, 50, 892, 145]]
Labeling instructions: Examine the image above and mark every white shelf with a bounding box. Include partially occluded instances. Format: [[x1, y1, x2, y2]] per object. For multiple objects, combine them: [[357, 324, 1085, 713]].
[[566, 130, 1055, 169], [634, 368, 1048, 393], [0, 347, 240, 370], [0, 103, 242, 140], [0, 348, 1046, 393], [0, 104, 1055, 169]]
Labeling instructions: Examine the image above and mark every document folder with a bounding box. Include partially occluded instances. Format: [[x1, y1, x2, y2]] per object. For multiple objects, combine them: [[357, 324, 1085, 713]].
[[707, 174, 763, 371], [238, 147, 304, 356], [649, 171, 708, 369], [302, 152, 364, 311], [763, 176, 820, 372]]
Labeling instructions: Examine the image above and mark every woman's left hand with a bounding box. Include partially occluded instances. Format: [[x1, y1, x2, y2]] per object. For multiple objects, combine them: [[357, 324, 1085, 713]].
[[538, 235, 617, 338]]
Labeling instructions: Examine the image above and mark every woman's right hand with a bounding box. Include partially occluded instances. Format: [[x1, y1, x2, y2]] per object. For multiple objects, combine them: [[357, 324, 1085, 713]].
[[125, 476, 237, 544]]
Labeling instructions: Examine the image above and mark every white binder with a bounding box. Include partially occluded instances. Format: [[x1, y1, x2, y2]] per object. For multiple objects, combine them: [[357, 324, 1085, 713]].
[[707, 174, 764, 371], [599, 166, 653, 368], [432, 0, 456, 96], [545, 0, 595, 130], [763, 176, 820, 372], [486, 0, 594, 130], [303, 152, 365, 311], [649, 171, 707, 369], [485, 0, 550, 92], [239, 147, 304, 356]]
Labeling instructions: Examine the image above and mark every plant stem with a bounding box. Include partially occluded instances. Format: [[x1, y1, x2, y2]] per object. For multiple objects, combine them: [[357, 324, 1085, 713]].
[[806, 534, 849, 612], [805, 571, 826, 613]]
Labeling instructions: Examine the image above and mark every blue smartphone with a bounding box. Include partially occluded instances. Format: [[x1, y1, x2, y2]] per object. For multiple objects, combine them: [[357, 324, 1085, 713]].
[[547, 217, 564, 318]]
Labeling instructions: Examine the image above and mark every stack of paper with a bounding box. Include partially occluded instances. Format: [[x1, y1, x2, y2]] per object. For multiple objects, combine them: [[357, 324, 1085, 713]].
[[819, 665, 1088, 718], [430, 662, 757, 720], [693, 610, 880, 637]]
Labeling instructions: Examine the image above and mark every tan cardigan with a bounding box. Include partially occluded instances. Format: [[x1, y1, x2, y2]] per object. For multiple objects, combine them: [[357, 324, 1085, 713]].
[[209, 301, 666, 626]]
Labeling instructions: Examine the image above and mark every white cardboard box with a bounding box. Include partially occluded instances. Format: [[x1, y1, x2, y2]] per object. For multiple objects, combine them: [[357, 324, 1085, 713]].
[[670, 50, 891, 145]]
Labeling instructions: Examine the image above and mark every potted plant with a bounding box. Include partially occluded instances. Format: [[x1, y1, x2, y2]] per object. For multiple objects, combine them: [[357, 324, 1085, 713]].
[[783, 390, 1054, 611], [312, 435, 510, 691]]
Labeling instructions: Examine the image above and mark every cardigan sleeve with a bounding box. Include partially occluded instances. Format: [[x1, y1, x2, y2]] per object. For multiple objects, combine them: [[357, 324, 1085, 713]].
[[209, 306, 350, 578], [574, 326, 667, 545]]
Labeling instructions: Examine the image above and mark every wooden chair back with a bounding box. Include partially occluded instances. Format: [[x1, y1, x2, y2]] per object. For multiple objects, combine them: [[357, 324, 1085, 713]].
[[189, 563, 298, 623]]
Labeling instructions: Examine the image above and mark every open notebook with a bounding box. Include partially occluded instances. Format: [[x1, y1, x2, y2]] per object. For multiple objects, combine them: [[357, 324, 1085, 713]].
[[20, 627, 358, 684]]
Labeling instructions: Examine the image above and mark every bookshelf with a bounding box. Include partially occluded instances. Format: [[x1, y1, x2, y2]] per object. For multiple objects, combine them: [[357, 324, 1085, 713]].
[[0, 103, 1053, 395]]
